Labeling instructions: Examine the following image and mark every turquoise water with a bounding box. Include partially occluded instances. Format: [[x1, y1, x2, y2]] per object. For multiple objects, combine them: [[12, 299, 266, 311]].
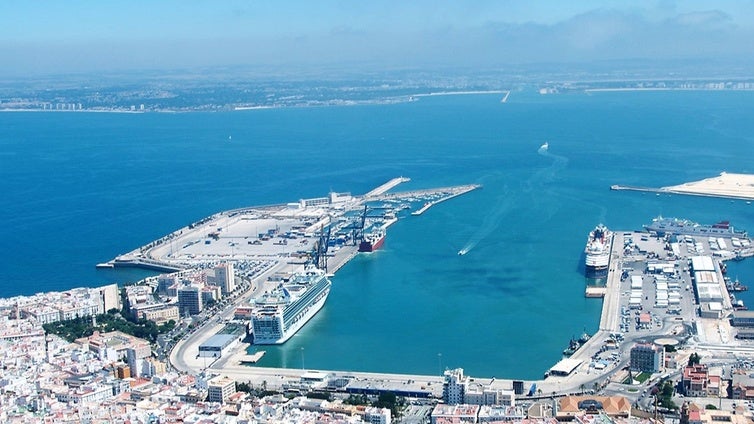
[[2, 90, 754, 379]]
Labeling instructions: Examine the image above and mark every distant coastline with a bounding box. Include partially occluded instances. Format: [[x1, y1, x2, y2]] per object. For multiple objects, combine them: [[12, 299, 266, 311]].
[[0, 108, 146, 114], [585, 87, 754, 93], [412, 90, 507, 97]]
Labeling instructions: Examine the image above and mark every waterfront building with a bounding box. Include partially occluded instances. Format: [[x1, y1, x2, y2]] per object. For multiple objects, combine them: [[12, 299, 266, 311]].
[[443, 368, 468, 405], [198, 334, 241, 359], [207, 375, 237, 404], [213, 263, 236, 295], [629, 343, 665, 373], [177, 284, 203, 316], [16, 284, 118, 324], [732, 310, 754, 327]]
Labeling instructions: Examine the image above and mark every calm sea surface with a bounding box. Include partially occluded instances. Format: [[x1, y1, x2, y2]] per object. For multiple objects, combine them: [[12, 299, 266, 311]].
[[2, 90, 754, 379]]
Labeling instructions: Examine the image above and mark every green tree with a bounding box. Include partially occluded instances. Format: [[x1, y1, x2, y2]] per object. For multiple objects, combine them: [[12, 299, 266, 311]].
[[345, 394, 369, 405], [236, 382, 252, 393], [372, 392, 402, 417], [307, 391, 332, 401], [688, 352, 701, 366]]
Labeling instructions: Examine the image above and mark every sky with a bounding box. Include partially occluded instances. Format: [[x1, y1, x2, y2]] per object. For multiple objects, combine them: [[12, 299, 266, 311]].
[[1, 0, 754, 76]]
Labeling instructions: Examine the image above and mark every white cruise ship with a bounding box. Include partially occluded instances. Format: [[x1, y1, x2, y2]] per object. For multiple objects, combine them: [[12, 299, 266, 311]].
[[251, 267, 331, 345], [585, 224, 612, 277]]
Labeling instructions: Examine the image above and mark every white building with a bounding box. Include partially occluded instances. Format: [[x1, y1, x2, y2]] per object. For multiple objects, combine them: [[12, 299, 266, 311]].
[[443, 368, 468, 405], [465, 386, 516, 406], [56, 384, 113, 405], [213, 263, 236, 295], [207, 376, 236, 404], [365, 406, 392, 424]]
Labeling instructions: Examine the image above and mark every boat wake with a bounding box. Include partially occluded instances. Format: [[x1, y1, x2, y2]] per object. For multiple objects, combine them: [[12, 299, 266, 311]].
[[532, 142, 568, 190], [459, 184, 514, 256]]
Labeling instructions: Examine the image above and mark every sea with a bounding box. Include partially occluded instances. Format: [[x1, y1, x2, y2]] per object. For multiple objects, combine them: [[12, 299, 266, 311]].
[[2, 89, 754, 380]]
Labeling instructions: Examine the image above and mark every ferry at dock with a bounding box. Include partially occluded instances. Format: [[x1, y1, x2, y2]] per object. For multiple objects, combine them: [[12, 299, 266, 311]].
[[644, 216, 747, 237], [250, 267, 332, 345], [585, 224, 612, 277]]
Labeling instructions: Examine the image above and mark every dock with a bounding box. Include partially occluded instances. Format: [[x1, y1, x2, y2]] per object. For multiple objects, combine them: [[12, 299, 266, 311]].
[[411, 202, 433, 216], [239, 351, 266, 364], [584, 286, 607, 298]]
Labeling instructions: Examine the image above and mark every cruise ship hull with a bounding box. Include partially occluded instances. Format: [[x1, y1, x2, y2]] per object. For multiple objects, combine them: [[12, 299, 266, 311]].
[[585, 261, 609, 277], [252, 287, 330, 345], [584, 225, 613, 278], [251, 270, 332, 345]]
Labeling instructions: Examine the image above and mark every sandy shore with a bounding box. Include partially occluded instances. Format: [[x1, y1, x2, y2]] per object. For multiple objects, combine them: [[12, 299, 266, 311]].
[[662, 172, 754, 200]]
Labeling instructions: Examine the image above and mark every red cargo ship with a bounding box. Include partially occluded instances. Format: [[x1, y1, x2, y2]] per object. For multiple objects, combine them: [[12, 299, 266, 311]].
[[359, 230, 385, 252]]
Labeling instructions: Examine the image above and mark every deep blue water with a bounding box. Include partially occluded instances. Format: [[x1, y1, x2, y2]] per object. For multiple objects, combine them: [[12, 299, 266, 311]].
[[2, 90, 754, 379]]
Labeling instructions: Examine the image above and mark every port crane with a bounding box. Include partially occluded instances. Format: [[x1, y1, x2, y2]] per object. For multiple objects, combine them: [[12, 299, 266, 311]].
[[311, 225, 331, 271], [351, 205, 369, 246]]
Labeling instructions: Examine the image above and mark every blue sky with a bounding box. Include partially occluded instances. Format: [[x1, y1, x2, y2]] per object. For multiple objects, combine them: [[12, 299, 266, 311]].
[[2, 0, 753, 75]]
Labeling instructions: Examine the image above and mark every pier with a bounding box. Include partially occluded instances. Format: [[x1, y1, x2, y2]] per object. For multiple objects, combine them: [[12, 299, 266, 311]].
[[612, 172, 754, 201]]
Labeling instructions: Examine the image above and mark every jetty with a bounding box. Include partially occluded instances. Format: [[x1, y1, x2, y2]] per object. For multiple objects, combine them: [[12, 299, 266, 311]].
[[612, 172, 754, 201]]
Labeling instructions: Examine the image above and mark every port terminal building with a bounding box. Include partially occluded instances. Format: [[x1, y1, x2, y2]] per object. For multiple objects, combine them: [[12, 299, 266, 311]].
[[198, 334, 242, 359], [548, 358, 582, 377]]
